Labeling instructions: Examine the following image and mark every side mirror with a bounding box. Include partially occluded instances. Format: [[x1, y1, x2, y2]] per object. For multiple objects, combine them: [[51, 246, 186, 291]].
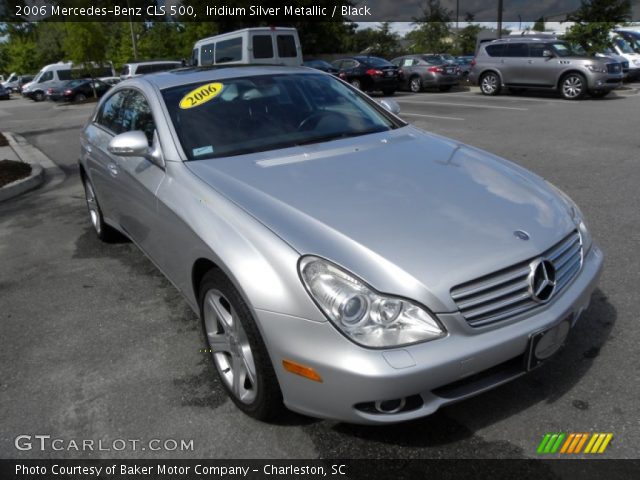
[[543, 49, 554, 58], [379, 98, 401, 115], [108, 131, 150, 157]]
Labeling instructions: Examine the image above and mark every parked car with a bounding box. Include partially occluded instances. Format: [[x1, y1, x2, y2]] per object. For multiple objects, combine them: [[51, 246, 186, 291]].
[[454, 56, 474, 77], [80, 66, 602, 424], [303, 59, 339, 75], [332, 56, 400, 95], [120, 61, 183, 80], [391, 54, 459, 92], [469, 37, 623, 99], [609, 34, 640, 80], [0, 84, 10, 100], [47, 79, 112, 102], [24, 62, 115, 101], [1, 72, 18, 89], [10, 75, 34, 93]]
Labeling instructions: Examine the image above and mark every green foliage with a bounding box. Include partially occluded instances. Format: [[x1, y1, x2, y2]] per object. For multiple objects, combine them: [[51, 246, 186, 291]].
[[350, 23, 401, 57], [564, 0, 632, 55], [456, 23, 482, 55], [409, 0, 453, 53], [532, 17, 545, 32]]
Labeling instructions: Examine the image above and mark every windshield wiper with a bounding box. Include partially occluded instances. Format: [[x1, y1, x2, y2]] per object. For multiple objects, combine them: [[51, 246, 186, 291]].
[[294, 128, 388, 147]]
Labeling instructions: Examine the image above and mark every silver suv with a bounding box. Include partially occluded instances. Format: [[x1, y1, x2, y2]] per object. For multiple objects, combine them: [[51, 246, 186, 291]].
[[469, 38, 623, 99]]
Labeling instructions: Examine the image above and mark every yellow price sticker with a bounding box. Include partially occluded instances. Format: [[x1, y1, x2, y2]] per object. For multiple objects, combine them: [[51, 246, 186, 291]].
[[179, 82, 224, 109]]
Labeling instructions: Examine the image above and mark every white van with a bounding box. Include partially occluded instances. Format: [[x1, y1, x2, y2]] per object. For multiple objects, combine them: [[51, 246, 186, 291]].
[[610, 33, 640, 79], [120, 61, 183, 80], [23, 62, 116, 101], [192, 27, 302, 67]]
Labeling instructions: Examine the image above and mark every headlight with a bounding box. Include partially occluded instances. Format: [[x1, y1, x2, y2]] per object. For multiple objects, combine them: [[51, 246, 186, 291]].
[[299, 256, 445, 348], [586, 64, 607, 73], [546, 182, 592, 253]]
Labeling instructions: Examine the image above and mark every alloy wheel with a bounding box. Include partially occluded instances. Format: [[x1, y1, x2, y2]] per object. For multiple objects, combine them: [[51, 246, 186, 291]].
[[481, 74, 498, 95], [203, 289, 258, 404], [84, 180, 101, 235], [562, 75, 583, 99], [410, 77, 421, 93]]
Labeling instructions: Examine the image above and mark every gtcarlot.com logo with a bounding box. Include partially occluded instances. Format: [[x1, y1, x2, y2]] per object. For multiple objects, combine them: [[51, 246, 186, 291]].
[[537, 432, 613, 454]]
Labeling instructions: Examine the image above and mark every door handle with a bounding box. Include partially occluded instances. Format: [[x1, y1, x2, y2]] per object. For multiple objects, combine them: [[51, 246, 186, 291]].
[[107, 163, 119, 177]]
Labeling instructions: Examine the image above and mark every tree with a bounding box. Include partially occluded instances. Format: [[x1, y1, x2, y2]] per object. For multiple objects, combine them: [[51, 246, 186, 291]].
[[62, 22, 109, 97], [350, 23, 401, 57], [564, 0, 631, 55], [456, 13, 482, 55], [409, 0, 453, 53], [532, 17, 545, 32]]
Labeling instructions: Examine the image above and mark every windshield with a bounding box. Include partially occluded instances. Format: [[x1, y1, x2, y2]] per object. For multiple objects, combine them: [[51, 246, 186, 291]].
[[550, 42, 582, 57], [162, 73, 402, 160]]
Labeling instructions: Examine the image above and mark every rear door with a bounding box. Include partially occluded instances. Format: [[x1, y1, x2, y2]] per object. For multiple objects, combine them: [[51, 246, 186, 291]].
[[251, 33, 275, 63], [502, 43, 530, 85], [275, 33, 301, 66]]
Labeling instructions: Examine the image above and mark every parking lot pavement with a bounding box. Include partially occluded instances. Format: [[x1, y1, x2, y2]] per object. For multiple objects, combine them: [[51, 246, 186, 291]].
[[1, 89, 639, 459]]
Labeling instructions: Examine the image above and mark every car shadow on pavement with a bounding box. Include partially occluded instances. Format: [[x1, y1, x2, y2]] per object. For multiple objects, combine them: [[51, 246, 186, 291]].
[[302, 289, 616, 455]]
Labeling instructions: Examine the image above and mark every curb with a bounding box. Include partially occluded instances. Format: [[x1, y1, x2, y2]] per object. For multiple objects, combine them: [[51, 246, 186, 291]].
[[0, 132, 65, 202]]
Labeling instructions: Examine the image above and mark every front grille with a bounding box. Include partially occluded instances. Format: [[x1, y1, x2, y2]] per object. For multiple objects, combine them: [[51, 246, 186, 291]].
[[607, 63, 621, 73], [451, 231, 583, 327]]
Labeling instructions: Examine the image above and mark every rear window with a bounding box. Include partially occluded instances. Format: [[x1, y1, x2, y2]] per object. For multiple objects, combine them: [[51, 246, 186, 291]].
[[216, 38, 242, 63], [253, 35, 274, 59], [485, 44, 504, 57], [277, 35, 297, 58]]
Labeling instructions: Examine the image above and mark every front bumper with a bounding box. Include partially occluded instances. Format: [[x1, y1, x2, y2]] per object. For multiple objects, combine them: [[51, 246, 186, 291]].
[[586, 71, 623, 90], [257, 245, 603, 424]]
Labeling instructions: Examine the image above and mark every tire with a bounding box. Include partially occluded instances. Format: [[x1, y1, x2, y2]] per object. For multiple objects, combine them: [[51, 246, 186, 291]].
[[82, 176, 120, 243], [409, 76, 422, 93], [74, 93, 87, 102], [438, 85, 453, 92], [33, 91, 45, 102], [382, 88, 396, 96], [349, 79, 362, 90], [560, 73, 586, 100], [589, 89, 610, 99], [480, 72, 501, 96], [199, 269, 284, 421]]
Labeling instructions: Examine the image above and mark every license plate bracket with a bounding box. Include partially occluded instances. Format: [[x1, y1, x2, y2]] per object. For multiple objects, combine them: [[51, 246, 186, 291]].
[[525, 315, 572, 371]]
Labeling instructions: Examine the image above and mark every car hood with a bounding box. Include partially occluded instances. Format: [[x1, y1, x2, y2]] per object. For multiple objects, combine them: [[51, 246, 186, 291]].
[[186, 126, 576, 311]]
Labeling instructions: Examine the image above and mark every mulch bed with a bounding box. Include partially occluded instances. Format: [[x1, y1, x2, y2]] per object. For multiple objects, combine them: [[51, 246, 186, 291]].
[[0, 159, 32, 188]]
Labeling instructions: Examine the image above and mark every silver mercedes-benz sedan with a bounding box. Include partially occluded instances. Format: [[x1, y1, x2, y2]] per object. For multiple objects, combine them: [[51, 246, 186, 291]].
[[79, 66, 603, 424]]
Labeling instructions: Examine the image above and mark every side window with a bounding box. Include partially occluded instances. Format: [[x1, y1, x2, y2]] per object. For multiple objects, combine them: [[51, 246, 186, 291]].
[[216, 38, 242, 63], [402, 58, 414, 67], [39, 71, 53, 82], [96, 90, 128, 134], [121, 90, 156, 146], [342, 60, 357, 69], [505, 43, 528, 57], [277, 35, 297, 58], [253, 35, 274, 59], [58, 70, 72, 81], [201, 43, 215, 65], [529, 44, 547, 57], [485, 44, 504, 57]]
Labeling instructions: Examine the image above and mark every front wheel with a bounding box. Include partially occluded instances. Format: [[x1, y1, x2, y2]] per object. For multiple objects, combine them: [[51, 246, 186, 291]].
[[409, 76, 422, 93], [350, 79, 362, 90], [33, 91, 45, 102], [74, 93, 87, 102], [200, 269, 284, 421], [560, 73, 586, 100], [480, 72, 501, 96]]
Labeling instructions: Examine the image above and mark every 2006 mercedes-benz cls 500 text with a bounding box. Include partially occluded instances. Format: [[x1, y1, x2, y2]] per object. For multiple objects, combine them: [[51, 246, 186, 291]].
[[79, 66, 603, 424]]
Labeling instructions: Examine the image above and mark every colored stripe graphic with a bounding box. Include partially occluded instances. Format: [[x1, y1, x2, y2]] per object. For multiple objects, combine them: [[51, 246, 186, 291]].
[[539, 433, 613, 454]]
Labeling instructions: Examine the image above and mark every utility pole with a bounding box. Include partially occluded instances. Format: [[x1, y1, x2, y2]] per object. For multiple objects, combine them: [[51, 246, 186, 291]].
[[497, 0, 503, 39], [127, 0, 138, 60]]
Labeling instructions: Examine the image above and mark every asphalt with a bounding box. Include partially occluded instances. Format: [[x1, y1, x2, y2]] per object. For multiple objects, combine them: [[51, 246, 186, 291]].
[[0, 86, 639, 460]]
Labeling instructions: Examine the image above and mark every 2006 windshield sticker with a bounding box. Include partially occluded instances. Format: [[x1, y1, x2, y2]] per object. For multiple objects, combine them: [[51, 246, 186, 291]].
[[179, 82, 224, 109]]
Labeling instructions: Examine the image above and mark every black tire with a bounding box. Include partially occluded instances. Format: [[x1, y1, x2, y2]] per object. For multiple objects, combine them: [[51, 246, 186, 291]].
[[409, 76, 422, 93], [560, 73, 586, 100], [438, 85, 453, 92], [82, 176, 120, 243], [74, 93, 87, 102], [382, 88, 396, 96], [589, 89, 610, 99], [33, 91, 45, 102], [480, 72, 501, 96], [199, 269, 284, 421], [350, 79, 362, 90]]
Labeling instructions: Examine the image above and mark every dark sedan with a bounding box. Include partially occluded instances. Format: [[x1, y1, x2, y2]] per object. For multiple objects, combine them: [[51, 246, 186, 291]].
[[47, 79, 112, 102], [303, 59, 339, 75], [0, 84, 10, 100], [391, 55, 459, 92], [331, 56, 400, 95]]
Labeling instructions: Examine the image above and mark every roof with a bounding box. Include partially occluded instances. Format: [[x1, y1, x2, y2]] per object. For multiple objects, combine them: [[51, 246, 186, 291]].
[[133, 65, 317, 90]]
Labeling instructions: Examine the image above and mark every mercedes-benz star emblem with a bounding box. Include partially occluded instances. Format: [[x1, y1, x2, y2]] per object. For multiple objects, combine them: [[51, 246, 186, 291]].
[[529, 259, 557, 303]]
